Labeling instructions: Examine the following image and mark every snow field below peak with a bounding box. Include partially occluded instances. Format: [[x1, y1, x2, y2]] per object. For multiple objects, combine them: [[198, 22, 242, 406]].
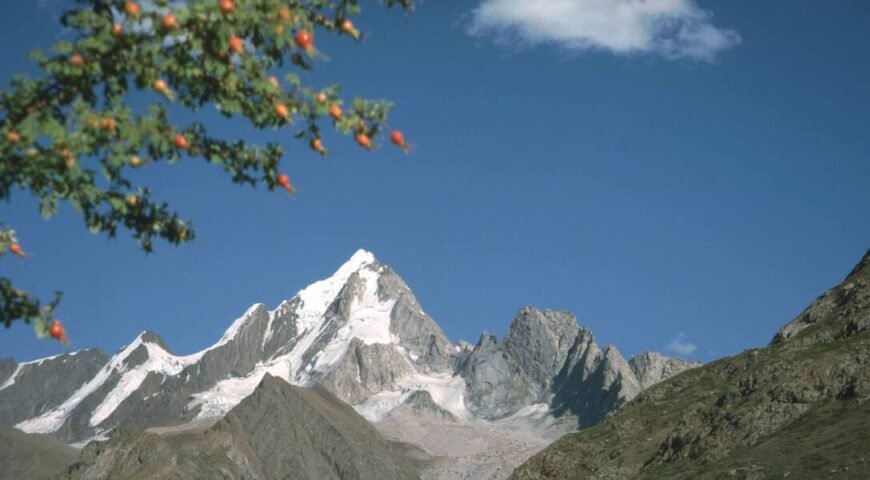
[[187, 354, 294, 420], [354, 372, 472, 422]]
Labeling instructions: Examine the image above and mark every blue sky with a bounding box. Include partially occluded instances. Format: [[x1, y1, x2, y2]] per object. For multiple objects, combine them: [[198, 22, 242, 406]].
[[1, 1, 868, 363]]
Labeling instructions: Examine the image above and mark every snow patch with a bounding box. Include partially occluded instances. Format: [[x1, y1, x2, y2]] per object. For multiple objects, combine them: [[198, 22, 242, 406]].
[[397, 346, 419, 363], [491, 402, 563, 432], [347, 266, 397, 345], [89, 340, 203, 427], [21, 353, 67, 365], [354, 372, 471, 422], [355, 390, 412, 421], [0, 364, 24, 392], [69, 429, 111, 449], [498, 403, 550, 422], [187, 354, 293, 420]]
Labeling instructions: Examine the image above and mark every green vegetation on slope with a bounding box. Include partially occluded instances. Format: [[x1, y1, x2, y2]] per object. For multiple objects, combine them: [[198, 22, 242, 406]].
[[511, 250, 870, 480]]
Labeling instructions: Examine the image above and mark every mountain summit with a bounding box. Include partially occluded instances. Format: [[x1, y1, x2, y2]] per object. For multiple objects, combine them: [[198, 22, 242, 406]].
[[1, 249, 696, 477]]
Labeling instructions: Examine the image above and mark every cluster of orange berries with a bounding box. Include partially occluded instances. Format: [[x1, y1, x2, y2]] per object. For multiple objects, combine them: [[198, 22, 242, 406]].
[[59, 1, 413, 198]]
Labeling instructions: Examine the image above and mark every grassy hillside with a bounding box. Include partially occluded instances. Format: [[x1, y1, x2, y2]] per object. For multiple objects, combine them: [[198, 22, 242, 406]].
[[511, 251, 870, 480]]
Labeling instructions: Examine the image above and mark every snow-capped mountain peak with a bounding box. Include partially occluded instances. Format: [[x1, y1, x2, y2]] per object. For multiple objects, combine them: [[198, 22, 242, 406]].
[[181, 250, 407, 421], [295, 249, 377, 328], [14, 331, 202, 434], [1, 250, 697, 445]]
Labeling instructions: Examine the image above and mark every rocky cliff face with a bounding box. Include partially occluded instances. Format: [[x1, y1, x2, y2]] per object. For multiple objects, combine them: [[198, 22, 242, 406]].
[[60, 374, 422, 480], [629, 351, 703, 390], [511, 250, 870, 480], [457, 307, 692, 427], [770, 251, 870, 346], [3, 250, 696, 449]]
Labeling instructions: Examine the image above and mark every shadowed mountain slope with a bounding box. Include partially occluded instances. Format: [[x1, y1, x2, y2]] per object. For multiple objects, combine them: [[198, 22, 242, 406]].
[[0, 423, 78, 480], [60, 374, 423, 480]]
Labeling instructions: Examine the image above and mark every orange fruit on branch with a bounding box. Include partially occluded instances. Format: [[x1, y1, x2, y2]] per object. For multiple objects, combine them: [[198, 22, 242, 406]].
[[390, 130, 411, 153], [48, 320, 65, 340], [173, 134, 189, 150], [295, 30, 314, 52], [5, 131, 20, 143], [111, 23, 123, 36], [274, 103, 290, 120], [69, 54, 84, 66], [162, 13, 179, 30], [339, 19, 360, 39], [390, 131, 406, 146], [328, 104, 343, 120], [310, 137, 326, 155], [9, 243, 26, 258], [276, 173, 293, 192], [100, 117, 117, 132], [355, 132, 373, 150], [153, 79, 169, 93], [124, 1, 141, 18], [219, 0, 235, 14], [228, 35, 244, 54]]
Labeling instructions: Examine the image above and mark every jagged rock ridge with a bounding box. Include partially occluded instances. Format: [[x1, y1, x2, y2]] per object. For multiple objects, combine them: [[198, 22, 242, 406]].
[[456, 307, 700, 427], [1, 249, 697, 447]]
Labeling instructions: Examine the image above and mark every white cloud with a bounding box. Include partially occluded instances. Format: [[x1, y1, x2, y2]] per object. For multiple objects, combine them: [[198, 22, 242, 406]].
[[666, 333, 697, 355], [468, 0, 740, 61]]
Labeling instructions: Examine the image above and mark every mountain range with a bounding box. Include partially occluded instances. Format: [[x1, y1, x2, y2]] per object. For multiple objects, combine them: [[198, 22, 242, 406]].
[[0, 249, 697, 479]]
